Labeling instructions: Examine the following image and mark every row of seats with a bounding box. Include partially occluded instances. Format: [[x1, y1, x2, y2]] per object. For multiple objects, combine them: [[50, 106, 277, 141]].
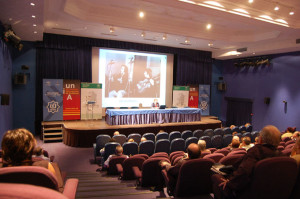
[[93, 131, 260, 162]]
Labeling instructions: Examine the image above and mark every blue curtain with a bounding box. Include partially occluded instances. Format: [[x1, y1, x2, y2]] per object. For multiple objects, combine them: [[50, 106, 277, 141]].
[[35, 33, 212, 130]]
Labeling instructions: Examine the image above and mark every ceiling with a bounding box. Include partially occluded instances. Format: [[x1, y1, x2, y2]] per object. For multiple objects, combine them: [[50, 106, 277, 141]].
[[1, 0, 300, 59]]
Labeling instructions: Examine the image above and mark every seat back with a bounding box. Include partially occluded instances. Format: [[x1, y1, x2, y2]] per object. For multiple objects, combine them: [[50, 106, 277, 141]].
[[203, 153, 224, 163], [108, 156, 127, 175], [156, 132, 169, 141], [203, 129, 214, 138], [214, 148, 230, 156], [251, 131, 260, 143], [122, 142, 138, 156], [169, 131, 181, 142], [174, 158, 215, 197], [242, 132, 251, 138], [122, 156, 146, 180], [104, 142, 120, 161], [113, 134, 127, 146], [142, 133, 155, 143], [214, 128, 224, 137], [232, 126, 240, 133], [223, 134, 233, 147], [0, 166, 59, 191], [127, 133, 142, 144], [150, 152, 169, 159], [141, 157, 170, 188], [211, 135, 223, 149], [139, 140, 155, 156], [0, 183, 68, 199], [245, 125, 252, 132], [239, 125, 246, 132], [181, 130, 193, 140], [239, 157, 298, 199], [185, 137, 198, 150], [193, 129, 204, 139], [223, 127, 232, 135], [169, 151, 185, 164], [95, 134, 111, 156], [200, 151, 211, 158], [199, 136, 212, 148], [219, 154, 245, 165], [155, 139, 170, 154], [170, 138, 185, 153]]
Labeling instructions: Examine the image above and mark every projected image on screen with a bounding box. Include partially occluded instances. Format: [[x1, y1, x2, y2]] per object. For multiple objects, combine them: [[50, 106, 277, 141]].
[[99, 49, 167, 107]]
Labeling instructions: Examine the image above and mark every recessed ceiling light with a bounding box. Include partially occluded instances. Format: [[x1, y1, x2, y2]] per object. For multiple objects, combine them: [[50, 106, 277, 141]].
[[208, 43, 213, 46], [141, 32, 145, 37], [274, 3, 279, 11], [139, 11, 145, 18], [162, 34, 167, 40], [206, 24, 212, 30], [109, 27, 115, 33], [33, 24, 37, 27], [34, 31, 37, 34], [253, 52, 255, 55], [32, 15, 36, 18], [248, 0, 253, 3], [185, 38, 190, 43], [30, 3, 35, 6], [9, 18, 12, 21], [289, 10, 294, 15]]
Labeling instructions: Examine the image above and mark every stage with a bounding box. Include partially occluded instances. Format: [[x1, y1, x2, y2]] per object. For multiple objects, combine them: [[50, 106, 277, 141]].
[[62, 116, 222, 147]]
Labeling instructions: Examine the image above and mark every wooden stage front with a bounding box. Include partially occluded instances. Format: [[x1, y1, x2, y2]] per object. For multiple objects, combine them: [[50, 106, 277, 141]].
[[62, 116, 222, 147]]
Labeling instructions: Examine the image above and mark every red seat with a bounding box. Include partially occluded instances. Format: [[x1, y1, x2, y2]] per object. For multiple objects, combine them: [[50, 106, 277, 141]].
[[203, 153, 225, 163]]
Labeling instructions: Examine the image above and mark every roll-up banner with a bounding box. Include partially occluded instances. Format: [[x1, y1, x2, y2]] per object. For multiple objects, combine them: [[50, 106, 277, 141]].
[[188, 86, 199, 108], [63, 79, 81, 120], [172, 86, 189, 108], [199, 84, 210, 116], [81, 83, 102, 120], [43, 79, 63, 121]]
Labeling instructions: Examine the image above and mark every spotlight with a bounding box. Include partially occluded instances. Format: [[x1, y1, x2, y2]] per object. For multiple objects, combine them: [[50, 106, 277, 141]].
[[206, 24, 212, 30], [289, 9, 294, 15], [141, 32, 145, 37], [185, 38, 190, 44], [3, 25, 23, 51], [274, 3, 279, 11], [248, 0, 254, 3], [109, 27, 115, 33], [162, 34, 167, 40], [139, 11, 145, 18]]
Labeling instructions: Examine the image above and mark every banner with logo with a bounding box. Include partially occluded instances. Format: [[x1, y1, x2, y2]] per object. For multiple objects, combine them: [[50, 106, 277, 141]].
[[172, 86, 189, 108], [188, 86, 199, 108], [43, 79, 63, 121], [81, 83, 102, 120], [199, 84, 210, 116], [63, 79, 81, 120]]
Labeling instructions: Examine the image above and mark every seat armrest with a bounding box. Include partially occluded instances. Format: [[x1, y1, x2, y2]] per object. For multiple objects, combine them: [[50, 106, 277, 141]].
[[63, 178, 79, 199], [116, 163, 123, 174], [161, 169, 169, 184], [132, 166, 142, 178]]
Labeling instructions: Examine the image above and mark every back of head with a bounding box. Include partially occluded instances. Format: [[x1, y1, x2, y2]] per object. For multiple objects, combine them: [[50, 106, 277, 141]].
[[198, 140, 207, 151], [231, 136, 240, 148], [128, 138, 134, 142], [2, 128, 36, 166], [114, 131, 120, 136], [243, 137, 251, 145], [187, 143, 201, 159], [141, 137, 147, 142], [33, 146, 43, 156], [259, 125, 281, 147], [115, 145, 123, 155]]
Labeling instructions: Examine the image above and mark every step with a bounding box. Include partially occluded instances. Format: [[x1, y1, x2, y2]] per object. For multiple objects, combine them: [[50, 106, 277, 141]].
[[43, 127, 62, 131], [43, 137, 63, 141]]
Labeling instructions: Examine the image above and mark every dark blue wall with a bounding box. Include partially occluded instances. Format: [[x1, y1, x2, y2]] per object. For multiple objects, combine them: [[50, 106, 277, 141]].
[[12, 41, 36, 134], [219, 51, 300, 132], [211, 59, 223, 120], [0, 40, 13, 145]]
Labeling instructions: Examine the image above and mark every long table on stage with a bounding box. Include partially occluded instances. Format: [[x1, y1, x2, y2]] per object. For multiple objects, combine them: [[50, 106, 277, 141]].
[[105, 108, 201, 125]]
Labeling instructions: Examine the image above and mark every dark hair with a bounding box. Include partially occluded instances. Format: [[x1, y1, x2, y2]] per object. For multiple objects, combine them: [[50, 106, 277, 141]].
[[2, 128, 36, 166], [187, 143, 201, 159]]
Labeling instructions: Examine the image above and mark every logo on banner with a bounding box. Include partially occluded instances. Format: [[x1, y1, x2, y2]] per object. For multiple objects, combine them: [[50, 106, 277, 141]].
[[47, 100, 60, 114], [200, 101, 208, 110]]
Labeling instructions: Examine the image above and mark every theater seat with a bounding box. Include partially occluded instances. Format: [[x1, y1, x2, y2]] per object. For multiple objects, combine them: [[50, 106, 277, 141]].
[[0, 166, 78, 199], [116, 156, 146, 180], [93, 134, 111, 163]]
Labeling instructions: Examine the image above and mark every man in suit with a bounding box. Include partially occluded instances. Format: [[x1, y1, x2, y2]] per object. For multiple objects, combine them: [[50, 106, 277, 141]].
[[160, 143, 201, 194], [212, 125, 282, 199]]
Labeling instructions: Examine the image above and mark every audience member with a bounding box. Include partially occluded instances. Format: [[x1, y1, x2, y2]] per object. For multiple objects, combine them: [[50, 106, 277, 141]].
[[160, 143, 201, 194], [291, 138, 300, 167], [228, 136, 240, 150], [103, 145, 128, 168], [140, 137, 147, 142], [114, 131, 120, 136], [239, 137, 254, 151], [128, 138, 134, 142], [198, 140, 211, 154], [254, 137, 259, 145], [212, 125, 282, 199], [245, 123, 251, 128], [230, 125, 236, 130], [281, 127, 296, 140], [292, 131, 300, 141], [0, 128, 55, 175], [100, 138, 117, 155]]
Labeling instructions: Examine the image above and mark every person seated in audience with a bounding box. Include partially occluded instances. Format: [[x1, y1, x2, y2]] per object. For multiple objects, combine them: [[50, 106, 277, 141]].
[[140, 137, 147, 143], [254, 137, 259, 145], [232, 131, 238, 136], [32, 146, 50, 161], [230, 125, 236, 130], [245, 123, 251, 128], [291, 137, 300, 167], [228, 136, 240, 150], [103, 145, 128, 169], [160, 143, 201, 194], [239, 137, 254, 151], [292, 131, 300, 141], [114, 131, 120, 136], [100, 137, 117, 155], [128, 138, 134, 142], [281, 127, 296, 140], [0, 128, 56, 175], [212, 125, 282, 199], [198, 140, 211, 154]]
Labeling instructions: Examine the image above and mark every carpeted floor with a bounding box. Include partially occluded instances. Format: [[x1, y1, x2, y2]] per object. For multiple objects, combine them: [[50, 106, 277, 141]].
[[37, 138, 213, 199]]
